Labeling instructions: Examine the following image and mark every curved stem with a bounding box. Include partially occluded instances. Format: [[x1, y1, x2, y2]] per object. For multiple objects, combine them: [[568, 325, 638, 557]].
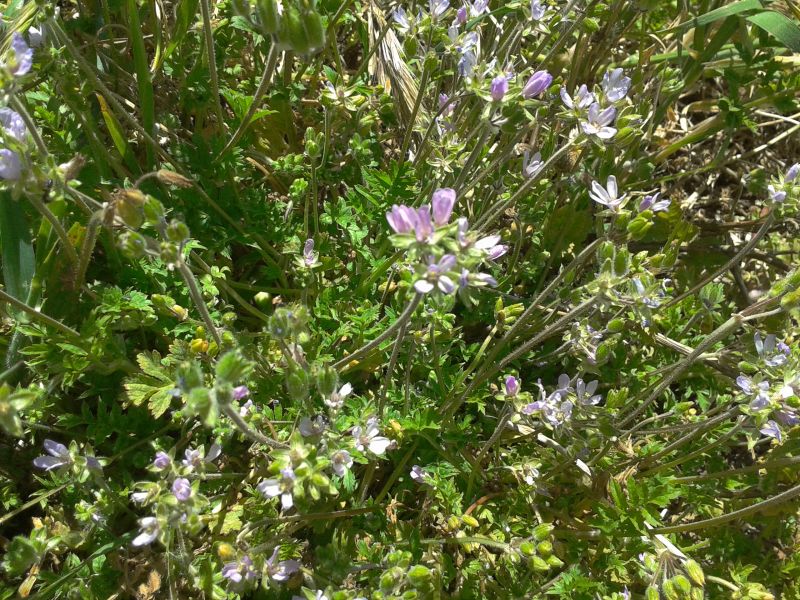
[[0, 288, 81, 338], [651, 481, 800, 534], [221, 403, 287, 449], [333, 293, 423, 371]]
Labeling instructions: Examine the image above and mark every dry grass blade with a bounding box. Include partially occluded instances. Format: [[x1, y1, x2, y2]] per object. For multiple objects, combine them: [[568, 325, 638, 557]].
[[367, 1, 427, 130]]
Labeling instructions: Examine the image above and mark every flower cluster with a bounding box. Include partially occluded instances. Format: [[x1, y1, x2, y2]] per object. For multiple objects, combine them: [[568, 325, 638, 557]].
[[736, 332, 797, 443], [561, 68, 631, 140], [386, 188, 507, 303], [0, 33, 33, 181], [505, 374, 603, 428]]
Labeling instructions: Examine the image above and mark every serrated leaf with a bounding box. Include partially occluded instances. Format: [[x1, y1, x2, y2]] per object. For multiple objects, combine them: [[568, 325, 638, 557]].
[[136, 351, 172, 382], [220, 505, 243, 534]]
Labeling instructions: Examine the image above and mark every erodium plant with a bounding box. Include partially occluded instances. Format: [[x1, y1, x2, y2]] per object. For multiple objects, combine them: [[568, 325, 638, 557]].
[[1, 0, 800, 598]]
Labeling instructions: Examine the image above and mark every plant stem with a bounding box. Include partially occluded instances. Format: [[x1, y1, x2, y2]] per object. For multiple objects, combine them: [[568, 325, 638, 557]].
[[199, 0, 226, 130], [221, 42, 279, 156], [333, 293, 423, 371], [221, 403, 287, 449], [0, 288, 81, 339]]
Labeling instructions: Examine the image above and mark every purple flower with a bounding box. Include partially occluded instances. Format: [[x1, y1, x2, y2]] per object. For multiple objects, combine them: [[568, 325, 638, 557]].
[[768, 184, 786, 203], [601, 68, 631, 102], [523, 150, 543, 178], [561, 84, 594, 110], [299, 415, 327, 437], [457, 32, 479, 77], [172, 477, 192, 501], [233, 385, 250, 401], [33, 439, 72, 471], [392, 7, 411, 31], [457, 6, 468, 23], [760, 420, 782, 442], [132, 517, 159, 547], [331, 449, 353, 477], [266, 546, 301, 582], [589, 175, 626, 211], [386, 204, 417, 235], [786, 163, 800, 182], [258, 467, 296, 510], [432, 188, 456, 226], [522, 70, 552, 99], [639, 192, 670, 212], [0, 149, 22, 180], [303, 238, 318, 267], [505, 375, 520, 397], [153, 451, 171, 470], [429, 0, 450, 19], [469, 0, 489, 17], [410, 465, 431, 483], [353, 417, 392, 455], [222, 555, 258, 584], [485, 243, 508, 261], [415, 205, 434, 242], [415, 254, 457, 294], [530, 0, 546, 20], [5, 33, 32, 76], [490, 75, 509, 101], [755, 332, 789, 367], [736, 375, 770, 410], [182, 444, 221, 470], [581, 103, 617, 139], [439, 93, 456, 117], [576, 378, 601, 405], [0, 108, 27, 141]]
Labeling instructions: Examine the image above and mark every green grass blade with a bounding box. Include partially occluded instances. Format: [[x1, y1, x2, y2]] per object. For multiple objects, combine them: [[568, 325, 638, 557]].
[[0, 192, 35, 303], [126, 0, 157, 167], [747, 11, 800, 52], [661, 0, 762, 32]]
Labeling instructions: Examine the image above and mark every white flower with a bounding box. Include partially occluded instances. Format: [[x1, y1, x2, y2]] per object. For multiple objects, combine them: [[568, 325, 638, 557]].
[[132, 517, 159, 547], [353, 417, 392, 455], [581, 103, 617, 139], [589, 175, 626, 210], [601, 68, 631, 102], [258, 467, 296, 510], [560, 84, 594, 110], [326, 382, 352, 410], [331, 450, 353, 477]]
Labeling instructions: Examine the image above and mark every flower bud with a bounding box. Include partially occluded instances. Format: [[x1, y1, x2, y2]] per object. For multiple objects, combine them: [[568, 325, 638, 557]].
[[166, 219, 190, 243], [447, 515, 461, 531], [285, 368, 310, 401], [522, 70, 552, 99], [156, 169, 193, 188], [316, 364, 339, 397], [118, 231, 148, 259], [662, 578, 679, 600], [255, 291, 272, 306], [142, 195, 165, 224], [190, 338, 209, 354], [546, 554, 564, 568], [215, 350, 250, 383]]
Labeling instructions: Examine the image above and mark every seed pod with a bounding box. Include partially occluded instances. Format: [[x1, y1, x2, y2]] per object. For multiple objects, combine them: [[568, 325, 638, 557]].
[[406, 565, 432, 587], [672, 574, 692, 596], [545, 554, 564, 568], [461, 515, 479, 528], [607, 318, 625, 333], [447, 515, 461, 531], [285, 368, 310, 401], [256, 0, 281, 33], [689, 588, 704, 600], [519, 541, 536, 557], [683, 559, 704, 587], [299, 7, 326, 53], [315, 364, 338, 397], [536, 540, 553, 557], [530, 556, 550, 572], [645, 585, 660, 600], [280, 6, 310, 54], [662, 578, 679, 600], [532, 523, 554, 541]]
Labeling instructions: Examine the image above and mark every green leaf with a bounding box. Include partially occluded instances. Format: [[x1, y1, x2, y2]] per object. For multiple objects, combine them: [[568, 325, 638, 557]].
[[0, 192, 34, 302], [164, 0, 199, 61], [664, 0, 762, 32], [747, 11, 800, 52]]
